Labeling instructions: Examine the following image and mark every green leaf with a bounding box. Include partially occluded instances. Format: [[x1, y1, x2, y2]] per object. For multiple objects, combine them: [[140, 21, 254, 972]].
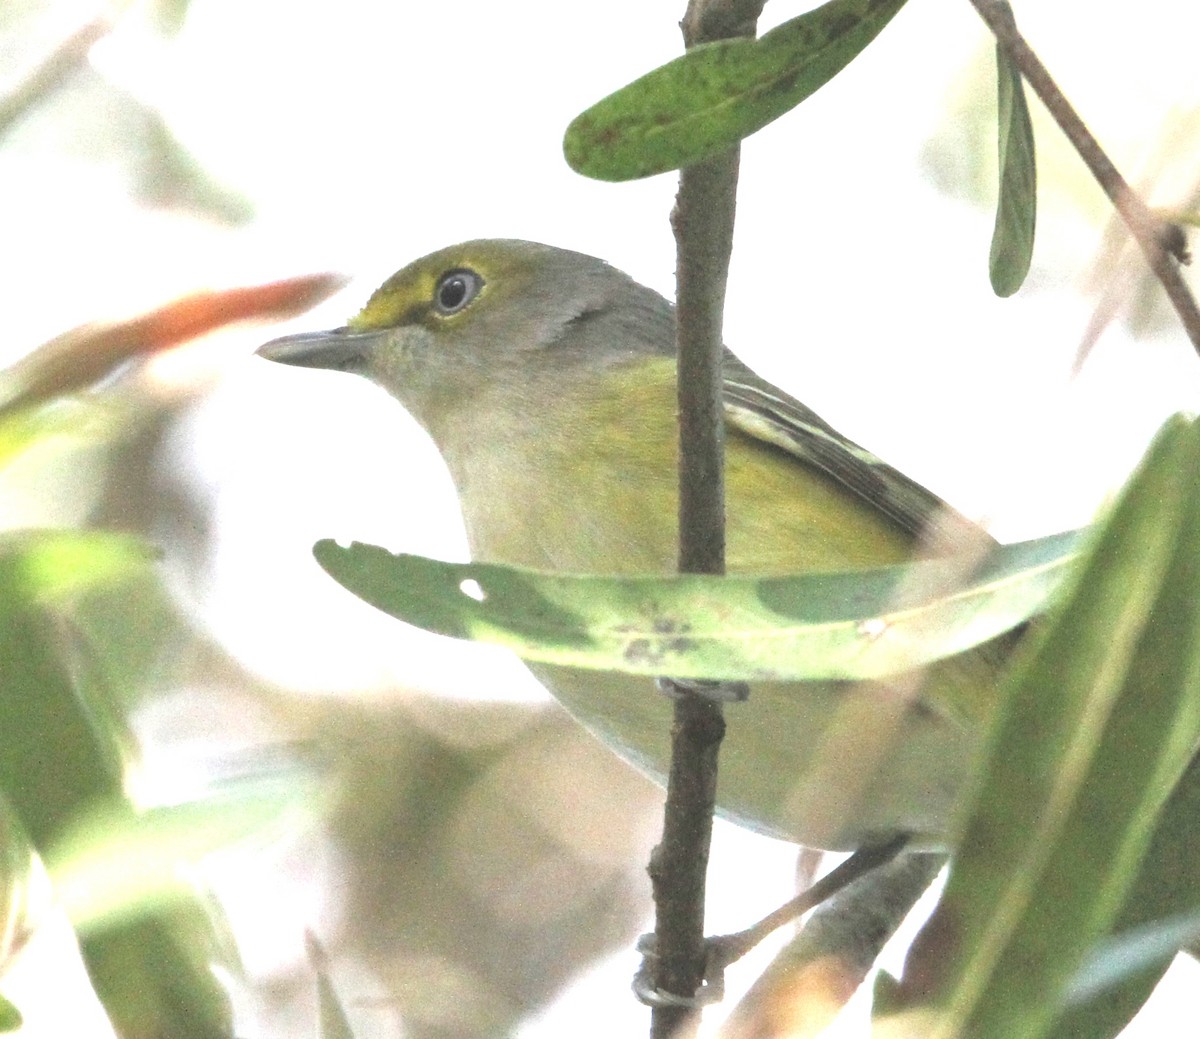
[[1048, 752, 1200, 1039], [0, 995, 20, 1032], [307, 932, 357, 1039], [0, 530, 234, 1039], [988, 3, 1037, 296], [1066, 910, 1200, 1008], [146, 0, 196, 36], [564, 0, 909, 181], [46, 774, 317, 932], [0, 529, 157, 614], [0, 399, 123, 470], [882, 414, 1200, 1039], [313, 529, 1077, 682], [0, 537, 141, 849]]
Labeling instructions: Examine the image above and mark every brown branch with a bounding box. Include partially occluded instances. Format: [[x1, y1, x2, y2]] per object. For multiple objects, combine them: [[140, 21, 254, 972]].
[[673, 150, 739, 579], [714, 835, 914, 968], [644, 3, 763, 1036], [968, 0, 1200, 353]]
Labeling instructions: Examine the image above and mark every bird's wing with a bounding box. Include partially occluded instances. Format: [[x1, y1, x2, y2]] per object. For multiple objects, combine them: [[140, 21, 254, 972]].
[[721, 351, 992, 551]]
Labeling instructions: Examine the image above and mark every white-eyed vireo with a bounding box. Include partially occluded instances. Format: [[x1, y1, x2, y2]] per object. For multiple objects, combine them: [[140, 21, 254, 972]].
[[258, 239, 1009, 850]]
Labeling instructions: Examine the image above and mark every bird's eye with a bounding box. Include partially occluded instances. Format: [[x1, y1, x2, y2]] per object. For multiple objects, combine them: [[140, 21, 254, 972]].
[[433, 269, 483, 316]]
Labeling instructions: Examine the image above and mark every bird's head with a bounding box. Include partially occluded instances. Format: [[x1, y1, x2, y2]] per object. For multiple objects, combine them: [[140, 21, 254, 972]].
[[257, 239, 675, 443]]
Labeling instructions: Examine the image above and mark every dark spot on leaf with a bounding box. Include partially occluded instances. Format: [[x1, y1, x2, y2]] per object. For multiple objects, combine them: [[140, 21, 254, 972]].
[[774, 69, 800, 96], [652, 616, 690, 636], [595, 124, 623, 147], [625, 639, 663, 666], [823, 13, 858, 40]]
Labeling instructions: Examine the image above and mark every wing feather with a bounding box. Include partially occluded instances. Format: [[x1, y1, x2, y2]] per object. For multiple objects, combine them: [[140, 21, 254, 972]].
[[721, 352, 991, 552]]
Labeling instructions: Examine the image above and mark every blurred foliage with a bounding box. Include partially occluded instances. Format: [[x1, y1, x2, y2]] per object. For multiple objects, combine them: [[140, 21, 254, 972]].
[[0, 7, 666, 1017], [0, 266, 661, 1038], [0, 29, 665, 1020], [0, 528, 235, 1038], [0, 0, 248, 225], [879, 414, 1200, 1039], [1049, 754, 1200, 1039], [299, 691, 660, 1039]]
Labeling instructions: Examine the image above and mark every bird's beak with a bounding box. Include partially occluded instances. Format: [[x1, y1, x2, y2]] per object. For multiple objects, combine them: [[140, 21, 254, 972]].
[[256, 327, 385, 373]]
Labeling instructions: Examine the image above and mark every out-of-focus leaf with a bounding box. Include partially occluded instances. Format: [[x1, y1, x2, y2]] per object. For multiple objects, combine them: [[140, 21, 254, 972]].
[[0, 16, 114, 139], [307, 932, 357, 1039], [988, 2, 1037, 296], [47, 774, 316, 932], [1076, 149, 1200, 368], [880, 414, 1200, 1039], [0, 530, 234, 1039], [563, 0, 908, 181], [0, 542, 132, 847], [0, 994, 20, 1032], [0, 529, 156, 611], [313, 529, 1079, 682], [145, 0, 195, 37], [0, 273, 346, 418], [725, 853, 943, 1039], [1066, 911, 1200, 1008], [317, 691, 658, 1038], [133, 107, 254, 223], [83, 909, 233, 1039], [1048, 752, 1200, 1039], [0, 397, 123, 472]]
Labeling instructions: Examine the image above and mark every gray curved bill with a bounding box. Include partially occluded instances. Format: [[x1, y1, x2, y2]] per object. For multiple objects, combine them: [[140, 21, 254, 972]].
[[257, 328, 384, 372]]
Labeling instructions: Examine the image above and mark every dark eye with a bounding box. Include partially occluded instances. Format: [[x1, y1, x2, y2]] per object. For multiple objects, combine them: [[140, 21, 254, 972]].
[[433, 269, 483, 315]]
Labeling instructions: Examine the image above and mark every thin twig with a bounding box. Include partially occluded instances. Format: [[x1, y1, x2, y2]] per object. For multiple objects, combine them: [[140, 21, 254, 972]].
[[722, 850, 944, 1039], [968, 0, 1200, 353], [714, 835, 913, 967], [0, 16, 116, 139], [647, 3, 763, 1036]]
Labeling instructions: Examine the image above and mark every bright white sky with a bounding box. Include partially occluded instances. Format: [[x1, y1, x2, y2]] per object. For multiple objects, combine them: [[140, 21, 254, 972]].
[[3, 0, 1200, 1035]]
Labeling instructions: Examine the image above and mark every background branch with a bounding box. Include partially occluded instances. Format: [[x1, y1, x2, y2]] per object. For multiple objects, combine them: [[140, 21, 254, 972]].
[[969, 0, 1200, 352], [0, 16, 116, 139]]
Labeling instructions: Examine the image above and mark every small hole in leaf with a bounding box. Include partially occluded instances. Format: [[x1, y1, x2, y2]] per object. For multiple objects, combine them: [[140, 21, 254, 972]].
[[858, 618, 888, 641], [460, 579, 486, 602]]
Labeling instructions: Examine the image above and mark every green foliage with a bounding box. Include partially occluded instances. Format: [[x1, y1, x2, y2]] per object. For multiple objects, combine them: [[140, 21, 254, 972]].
[[1050, 754, 1200, 1038], [47, 776, 315, 933], [563, 0, 909, 181], [0, 399, 122, 468], [881, 414, 1200, 1039], [0, 528, 236, 1038], [312, 535, 1080, 681], [313, 530, 1076, 682], [308, 932, 358, 1039], [0, 994, 19, 1032], [0, 531, 145, 847], [988, 2, 1038, 296]]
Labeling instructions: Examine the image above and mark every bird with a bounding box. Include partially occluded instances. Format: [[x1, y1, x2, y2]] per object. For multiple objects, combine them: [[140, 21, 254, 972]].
[[258, 238, 1010, 850]]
